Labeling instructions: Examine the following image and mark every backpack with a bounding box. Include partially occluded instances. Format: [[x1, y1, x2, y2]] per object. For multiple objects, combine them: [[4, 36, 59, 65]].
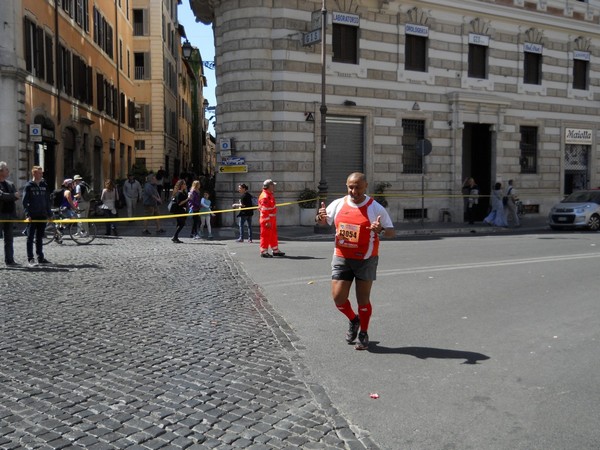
[[251, 195, 259, 207], [50, 188, 66, 208], [79, 182, 93, 201]]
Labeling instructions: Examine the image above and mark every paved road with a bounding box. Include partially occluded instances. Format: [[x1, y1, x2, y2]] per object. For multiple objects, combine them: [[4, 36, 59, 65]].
[[0, 230, 373, 449], [231, 229, 600, 450]]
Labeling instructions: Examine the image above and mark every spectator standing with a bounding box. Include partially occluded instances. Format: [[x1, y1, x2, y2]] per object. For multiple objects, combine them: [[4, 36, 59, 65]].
[[505, 179, 520, 227], [187, 180, 202, 239], [22, 166, 52, 267], [258, 179, 284, 258], [170, 179, 188, 243], [464, 177, 479, 224], [122, 173, 142, 220], [483, 182, 508, 227], [316, 172, 394, 350], [232, 183, 254, 243], [141, 174, 165, 235], [199, 191, 214, 239], [0, 161, 21, 266], [155, 166, 166, 199], [100, 179, 119, 236], [73, 175, 90, 232]]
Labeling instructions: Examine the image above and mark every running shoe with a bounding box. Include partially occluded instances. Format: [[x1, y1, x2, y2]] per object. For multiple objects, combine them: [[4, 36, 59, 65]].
[[157, 229, 166, 234], [38, 258, 51, 265], [142, 229, 151, 235], [272, 251, 286, 257], [5, 261, 19, 267], [235, 238, 243, 242], [346, 316, 360, 343], [28, 259, 38, 267], [355, 331, 369, 350], [260, 252, 273, 258], [171, 238, 183, 243], [247, 239, 253, 243]]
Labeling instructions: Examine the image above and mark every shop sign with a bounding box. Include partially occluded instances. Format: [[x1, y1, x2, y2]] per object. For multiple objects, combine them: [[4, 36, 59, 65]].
[[524, 42, 543, 54], [405, 24, 429, 37], [332, 12, 360, 27], [469, 33, 489, 46], [565, 128, 592, 145], [574, 50, 590, 61]]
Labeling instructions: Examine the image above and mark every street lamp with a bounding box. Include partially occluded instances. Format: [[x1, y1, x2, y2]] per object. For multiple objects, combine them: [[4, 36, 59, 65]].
[[182, 40, 193, 60], [315, 0, 329, 234]]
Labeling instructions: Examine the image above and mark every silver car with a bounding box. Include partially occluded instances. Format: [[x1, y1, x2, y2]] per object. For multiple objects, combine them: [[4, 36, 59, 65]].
[[548, 190, 600, 231]]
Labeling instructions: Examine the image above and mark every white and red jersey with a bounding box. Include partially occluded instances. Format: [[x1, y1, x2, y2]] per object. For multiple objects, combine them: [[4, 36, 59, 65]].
[[325, 195, 393, 260]]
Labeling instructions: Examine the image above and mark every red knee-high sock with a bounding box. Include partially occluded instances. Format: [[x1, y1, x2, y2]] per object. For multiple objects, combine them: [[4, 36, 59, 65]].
[[336, 299, 357, 321], [358, 302, 372, 332]]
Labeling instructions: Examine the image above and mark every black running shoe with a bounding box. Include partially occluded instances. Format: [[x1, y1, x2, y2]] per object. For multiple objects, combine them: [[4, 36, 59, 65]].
[[355, 331, 369, 350], [346, 316, 360, 343], [37, 258, 51, 265], [272, 251, 286, 257], [260, 252, 273, 258]]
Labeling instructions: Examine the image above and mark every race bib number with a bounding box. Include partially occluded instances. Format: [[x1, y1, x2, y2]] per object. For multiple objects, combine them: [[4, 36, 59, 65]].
[[337, 223, 360, 243]]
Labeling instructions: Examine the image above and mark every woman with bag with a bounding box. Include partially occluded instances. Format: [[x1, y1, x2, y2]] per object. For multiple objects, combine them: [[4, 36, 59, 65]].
[[187, 180, 202, 239], [100, 179, 119, 236], [170, 179, 188, 243]]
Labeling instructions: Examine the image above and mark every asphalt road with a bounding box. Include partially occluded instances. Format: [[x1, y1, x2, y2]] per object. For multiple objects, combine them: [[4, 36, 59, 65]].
[[230, 230, 600, 450]]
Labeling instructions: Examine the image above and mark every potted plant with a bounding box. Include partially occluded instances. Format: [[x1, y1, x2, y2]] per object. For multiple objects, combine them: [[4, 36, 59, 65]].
[[297, 188, 318, 226]]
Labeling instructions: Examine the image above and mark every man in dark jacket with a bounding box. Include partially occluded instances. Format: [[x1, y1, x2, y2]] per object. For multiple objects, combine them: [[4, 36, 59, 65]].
[[22, 166, 52, 266], [0, 161, 21, 266]]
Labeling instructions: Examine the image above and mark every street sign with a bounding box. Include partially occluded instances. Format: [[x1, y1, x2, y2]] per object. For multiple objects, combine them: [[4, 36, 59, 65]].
[[221, 157, 246, 166], [417, 139, 432, 156], [218, 165, 248, 174], [311, 10, 322, 31], [302, 29, 321, 46], [29, 124, 42, 142]]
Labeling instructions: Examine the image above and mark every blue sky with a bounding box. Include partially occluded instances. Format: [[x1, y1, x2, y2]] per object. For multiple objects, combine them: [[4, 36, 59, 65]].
[[178, 1, 217, 133]]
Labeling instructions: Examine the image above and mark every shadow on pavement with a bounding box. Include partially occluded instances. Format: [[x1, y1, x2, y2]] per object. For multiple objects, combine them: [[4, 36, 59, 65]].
[[368, 343, 490, 365]]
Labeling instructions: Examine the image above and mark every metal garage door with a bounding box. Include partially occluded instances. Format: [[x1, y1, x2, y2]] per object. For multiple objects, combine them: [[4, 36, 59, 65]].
[[324, 116, 364, 196]]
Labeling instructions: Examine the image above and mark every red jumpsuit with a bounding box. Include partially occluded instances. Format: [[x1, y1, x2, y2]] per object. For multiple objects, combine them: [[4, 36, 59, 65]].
[[258, 188, 280, 253]]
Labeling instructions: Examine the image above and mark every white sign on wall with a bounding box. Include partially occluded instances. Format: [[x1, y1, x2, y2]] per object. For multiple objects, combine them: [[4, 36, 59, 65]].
[[565, 128, 593, 145], [574, 50, 590, 61], [468, 33, 490, 46], [405, 24, 429, 37], [524, 42, 543, 54], [332, 12, 360, 27]]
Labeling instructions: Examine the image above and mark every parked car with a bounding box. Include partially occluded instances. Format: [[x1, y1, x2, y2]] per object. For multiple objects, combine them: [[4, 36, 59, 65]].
[[548, 190, 600, 231]]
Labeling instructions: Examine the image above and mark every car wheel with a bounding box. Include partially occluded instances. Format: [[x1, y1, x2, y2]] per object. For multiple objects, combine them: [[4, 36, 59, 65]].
[[587, 214, 600, 231]]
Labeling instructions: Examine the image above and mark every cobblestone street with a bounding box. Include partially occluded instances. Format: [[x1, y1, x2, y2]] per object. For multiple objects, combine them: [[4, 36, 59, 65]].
[[0, 233, 369, 449]]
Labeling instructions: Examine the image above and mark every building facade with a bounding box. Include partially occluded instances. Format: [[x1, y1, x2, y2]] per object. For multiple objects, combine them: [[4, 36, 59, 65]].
[[191, 0, 600, 225], [0, 0, 209, 200]]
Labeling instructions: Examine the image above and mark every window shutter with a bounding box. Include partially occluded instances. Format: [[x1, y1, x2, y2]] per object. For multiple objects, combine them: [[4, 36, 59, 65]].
[[96, 73, 104, 111]]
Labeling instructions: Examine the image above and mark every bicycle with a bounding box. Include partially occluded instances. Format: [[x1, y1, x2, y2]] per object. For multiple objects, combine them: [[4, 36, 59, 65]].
[[43, 207, 97, 245]]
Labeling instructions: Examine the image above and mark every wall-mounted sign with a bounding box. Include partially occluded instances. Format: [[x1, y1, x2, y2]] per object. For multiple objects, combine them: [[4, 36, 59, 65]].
[[311, 10, 322, 31], [469, 33, 490, 46], [565, 128, 593, 145], [221, 157, 245, 166], [332, 12, 360, 27], [218, 165, 248, 174], [29, 124, 42, 142], [574, 50, 590, 61], [405, 24, 429, 37], [303, 29, 321, 46], [524, 42, 543, 54]]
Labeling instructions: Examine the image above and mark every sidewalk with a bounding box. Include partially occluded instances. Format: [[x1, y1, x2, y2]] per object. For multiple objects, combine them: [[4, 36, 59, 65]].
[[111, 213, 549, 241]]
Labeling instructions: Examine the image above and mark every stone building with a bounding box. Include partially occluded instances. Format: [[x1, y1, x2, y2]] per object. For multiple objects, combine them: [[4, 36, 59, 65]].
[[190, 0, 600, 225], [0, 0, 207, 196]]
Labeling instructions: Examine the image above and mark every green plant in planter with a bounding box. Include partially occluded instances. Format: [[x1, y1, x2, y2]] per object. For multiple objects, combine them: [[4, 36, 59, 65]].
[[373, 182, 391, 208], [297, 188, 318, 209]]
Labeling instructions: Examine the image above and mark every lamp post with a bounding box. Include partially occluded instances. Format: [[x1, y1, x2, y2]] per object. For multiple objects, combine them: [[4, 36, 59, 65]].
[[315, 0, 329, 233]]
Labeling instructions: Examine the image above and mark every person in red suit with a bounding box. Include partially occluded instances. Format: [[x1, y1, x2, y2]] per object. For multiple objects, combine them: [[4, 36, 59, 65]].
[[258, 179, 285, 258]]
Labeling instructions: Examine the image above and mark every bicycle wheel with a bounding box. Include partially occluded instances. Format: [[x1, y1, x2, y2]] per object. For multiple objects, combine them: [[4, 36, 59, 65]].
[[69, 222, 97, 245], [42, 222, 57, 245]]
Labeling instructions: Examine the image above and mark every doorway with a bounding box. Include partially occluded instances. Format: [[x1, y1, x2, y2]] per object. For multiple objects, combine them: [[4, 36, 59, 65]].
[[462, 123, 492, 221]]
